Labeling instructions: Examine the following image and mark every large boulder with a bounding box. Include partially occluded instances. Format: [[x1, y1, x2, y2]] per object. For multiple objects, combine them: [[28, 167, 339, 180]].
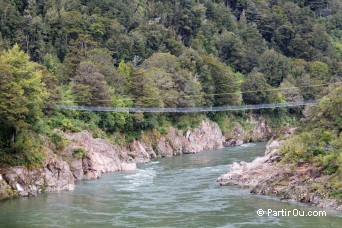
[[186, 120, 225, 153], [121, 163, 137, 171], [223, 115, 273, 146], [217, 153, 277, 188], [139, 119, 225, 156]]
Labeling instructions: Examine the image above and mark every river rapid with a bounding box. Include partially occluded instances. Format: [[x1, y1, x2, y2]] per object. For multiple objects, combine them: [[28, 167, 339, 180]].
[[0, 143, 341, 227]]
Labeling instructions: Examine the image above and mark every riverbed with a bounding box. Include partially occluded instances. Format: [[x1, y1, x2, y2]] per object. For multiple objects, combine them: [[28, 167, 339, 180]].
[[0, 143, 341, 227]]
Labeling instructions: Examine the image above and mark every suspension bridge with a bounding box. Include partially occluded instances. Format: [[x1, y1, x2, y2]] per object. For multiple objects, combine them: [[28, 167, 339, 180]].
[[55, 81, 341, 113], [56, 100, 318, 113]]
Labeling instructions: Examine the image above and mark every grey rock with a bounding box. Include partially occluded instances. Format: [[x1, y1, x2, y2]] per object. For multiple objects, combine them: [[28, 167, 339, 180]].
[[218, 140, 342, 211], [223, 139, 244, 147]]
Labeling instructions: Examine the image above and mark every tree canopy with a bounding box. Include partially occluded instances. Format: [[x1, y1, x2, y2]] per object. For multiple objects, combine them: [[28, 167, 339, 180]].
[[0, 0, 341, 165]]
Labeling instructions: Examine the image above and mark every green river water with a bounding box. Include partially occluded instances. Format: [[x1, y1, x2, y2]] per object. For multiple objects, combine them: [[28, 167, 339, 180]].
[[0, 143, 341, 227]]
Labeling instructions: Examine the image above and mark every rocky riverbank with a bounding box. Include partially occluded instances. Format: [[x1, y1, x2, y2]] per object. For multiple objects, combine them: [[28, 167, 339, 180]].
[[217, 136, 342, 211], [0, 116, 273, 201], [0, 119, 222, 200]]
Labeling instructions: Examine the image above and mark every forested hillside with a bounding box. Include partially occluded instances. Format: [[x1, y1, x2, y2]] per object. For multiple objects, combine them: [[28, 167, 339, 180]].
[[0, 0, 341, 166]]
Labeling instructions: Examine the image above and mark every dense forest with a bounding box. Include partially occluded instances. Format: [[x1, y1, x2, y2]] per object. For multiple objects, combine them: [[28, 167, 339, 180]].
[[0, 0, 341, 166]]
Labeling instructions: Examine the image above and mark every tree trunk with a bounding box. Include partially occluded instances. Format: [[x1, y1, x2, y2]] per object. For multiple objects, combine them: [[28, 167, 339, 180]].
[[11, 127, 17, 143]]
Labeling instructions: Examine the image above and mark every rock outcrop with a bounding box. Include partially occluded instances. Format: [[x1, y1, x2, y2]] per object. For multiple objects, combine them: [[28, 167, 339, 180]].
[[151, 120, 225, 156], [128, 140, 152, 163], [223, 115, 272, 147], [218, 140, 283, 188], [218, 138, 342, 211], [0, 154, 75, 198], [247, 115, 273, 142], [0, 174, 16, 200], [0, 119, 226, 200], [186, 120, 225, 152], [62, 131, 136, 180], [223, 139, 244, 147]]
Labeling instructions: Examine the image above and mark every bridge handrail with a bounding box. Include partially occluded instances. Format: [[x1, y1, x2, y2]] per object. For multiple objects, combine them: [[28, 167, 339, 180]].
[[55, 100, 318, 113]]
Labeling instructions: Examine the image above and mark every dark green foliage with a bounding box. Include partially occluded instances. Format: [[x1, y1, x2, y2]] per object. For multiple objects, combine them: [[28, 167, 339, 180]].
[[322, 153, 339, 174], [259, 49, 290, 87], [200, 55, 241, 106], [157, 127, 168, 135], [242, 71, 277, 104]]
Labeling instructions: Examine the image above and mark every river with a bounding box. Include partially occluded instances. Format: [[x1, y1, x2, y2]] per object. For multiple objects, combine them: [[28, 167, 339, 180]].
[[0, 143, 341, 227]]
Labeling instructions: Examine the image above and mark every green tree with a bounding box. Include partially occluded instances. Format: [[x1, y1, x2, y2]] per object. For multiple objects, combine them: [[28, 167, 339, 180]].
[[72, 61, 110, 106], [143, 67, 179, 108], [117, 60, 133, 93], [63, 34, 98, 80], [0, 44, 48, 143], [297, 74, 324, 100], [0, 63, 28, 138], [142, 52, 179, 73], [241, 71, 276, 104], [174, 70, 204, 107], [309, 61, 331, 81], [85, 48, 128, 93], [130, 69, 164, 108], [214, 30, 246, 72], [200, 55, 241, 106], [179, 48, 203, 73], [259, 49, 290, 87], [279, 80, 303, 102]]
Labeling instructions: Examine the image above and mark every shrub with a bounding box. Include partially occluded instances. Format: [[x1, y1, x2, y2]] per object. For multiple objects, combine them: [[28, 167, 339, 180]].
[[280, 134, 312, 163], [10, 132, 45, 167], [49, 132, 68, 151], [157, 126, 168, 135], [73, 148, 87, 158], [174, 114, 205, 130], [312, 147, 326, 156], [48, 113, 81, 132], [323, 153, 337, 174]]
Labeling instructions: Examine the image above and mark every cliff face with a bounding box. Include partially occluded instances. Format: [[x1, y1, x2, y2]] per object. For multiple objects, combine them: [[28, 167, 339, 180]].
[[0, 155, 75, 199], [61, 131, 136, 180], [217, 135, 342, 211], [223, 114, 273, 147], [0, 119, 226, 199], [138, 120, 225, 158]]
